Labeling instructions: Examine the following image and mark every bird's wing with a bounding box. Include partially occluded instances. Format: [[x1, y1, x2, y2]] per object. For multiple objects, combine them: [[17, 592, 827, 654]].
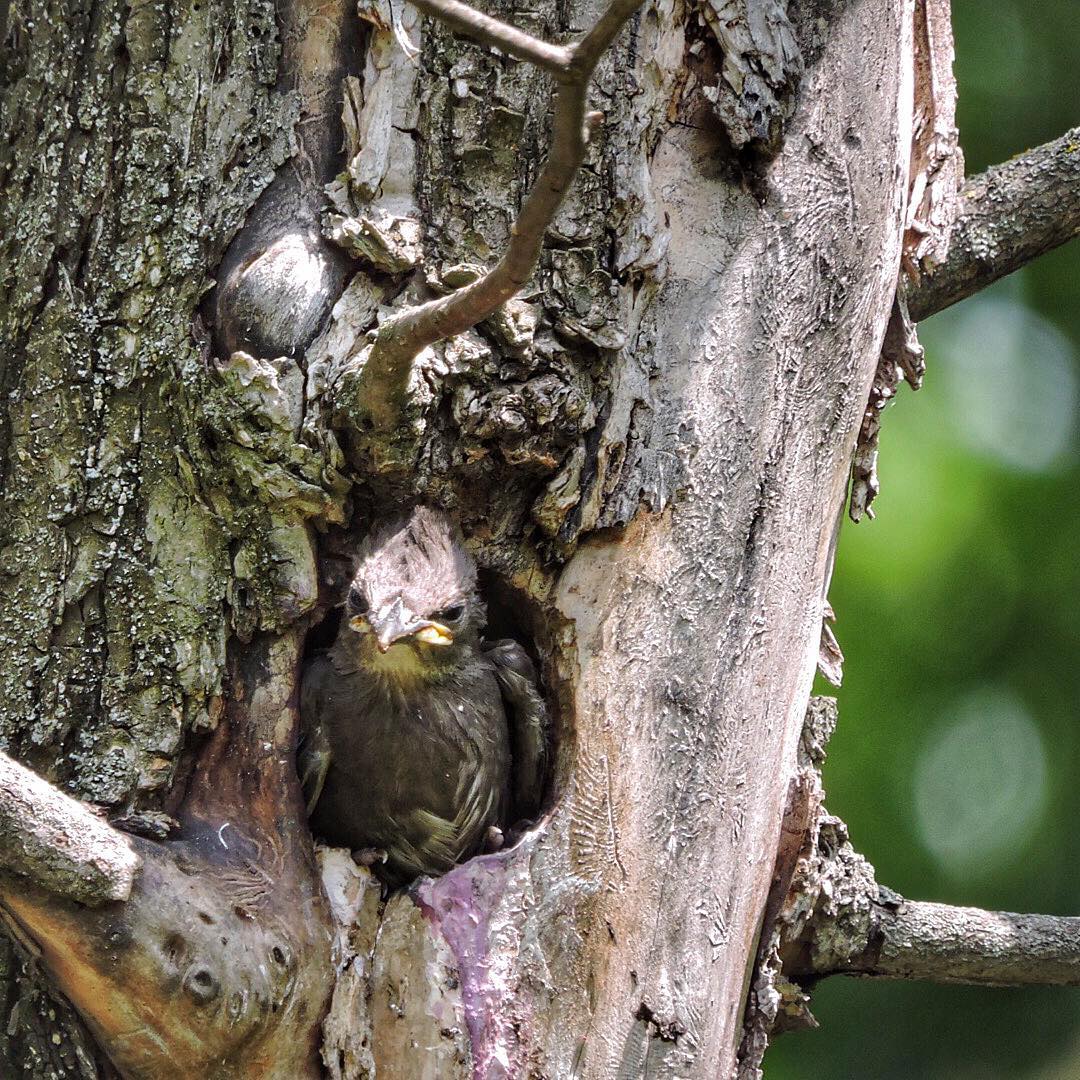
[[483, 638, 548, 821], [383, 773, 499, 883], [298, 663, 333, 816]]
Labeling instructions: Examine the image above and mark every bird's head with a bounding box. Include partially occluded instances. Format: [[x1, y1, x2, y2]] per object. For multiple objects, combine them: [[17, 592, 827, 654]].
[[335, 506, 482, 682]]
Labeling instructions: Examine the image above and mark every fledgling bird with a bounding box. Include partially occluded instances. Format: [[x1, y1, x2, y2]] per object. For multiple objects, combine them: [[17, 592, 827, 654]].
[[299, 506, 547, 886]]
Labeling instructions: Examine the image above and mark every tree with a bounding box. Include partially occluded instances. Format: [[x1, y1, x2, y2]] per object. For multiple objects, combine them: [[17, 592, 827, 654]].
[[1, 0, 1078, 1075]]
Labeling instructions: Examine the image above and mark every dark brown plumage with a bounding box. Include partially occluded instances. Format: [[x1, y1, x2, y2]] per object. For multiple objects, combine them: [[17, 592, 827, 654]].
[[299, 507, 546, 885]]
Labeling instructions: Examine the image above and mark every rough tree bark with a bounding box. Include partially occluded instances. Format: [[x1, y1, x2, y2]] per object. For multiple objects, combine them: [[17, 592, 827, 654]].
[[4, 0, 1067, 1077]]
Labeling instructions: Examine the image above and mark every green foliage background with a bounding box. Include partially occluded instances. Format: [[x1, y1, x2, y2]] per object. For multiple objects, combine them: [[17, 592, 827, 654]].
[[767, 2, 1080, 1076]]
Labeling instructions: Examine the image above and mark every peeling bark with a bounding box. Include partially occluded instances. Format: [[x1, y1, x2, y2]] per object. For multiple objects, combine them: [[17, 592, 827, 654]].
[[901, 0, 961, 277], [696, 0, 802, 151], [848, 0, 960, 523]]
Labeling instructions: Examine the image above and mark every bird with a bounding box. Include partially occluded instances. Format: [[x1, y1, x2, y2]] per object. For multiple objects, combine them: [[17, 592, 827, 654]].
[[298, 505, 547, 886]]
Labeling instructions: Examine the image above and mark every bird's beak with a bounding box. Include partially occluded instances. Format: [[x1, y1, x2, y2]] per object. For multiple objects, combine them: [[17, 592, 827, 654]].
[[367, 598, 454, 652], [370, 598, 411, 653], [414, 623, 454, 647]]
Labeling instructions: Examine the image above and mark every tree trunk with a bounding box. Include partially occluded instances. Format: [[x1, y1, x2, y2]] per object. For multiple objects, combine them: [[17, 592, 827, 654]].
[[0, 0, 914, 1075]]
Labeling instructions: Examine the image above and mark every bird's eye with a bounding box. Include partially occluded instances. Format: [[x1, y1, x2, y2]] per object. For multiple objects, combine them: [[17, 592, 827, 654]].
[[436, 603, 465, 623], [347, 587, 369, 615]]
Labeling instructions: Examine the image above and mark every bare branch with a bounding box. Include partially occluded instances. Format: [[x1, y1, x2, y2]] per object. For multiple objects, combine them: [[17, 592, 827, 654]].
[[783, 811, 1080, 991], [358, 0, 643, 433], [747, 699, 1080, 1034], [840, 899, 1080, 988], [909, 126, 1080, 320], [0, 751, 141, 906]]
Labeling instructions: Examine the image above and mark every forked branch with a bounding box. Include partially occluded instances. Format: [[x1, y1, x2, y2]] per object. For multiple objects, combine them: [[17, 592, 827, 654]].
[[910, 126, 1080, 319], [410, 0, 571, 72], [359, 0, 644, 431]]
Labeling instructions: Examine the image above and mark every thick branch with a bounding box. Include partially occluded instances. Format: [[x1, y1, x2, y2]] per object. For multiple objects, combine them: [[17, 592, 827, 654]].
[[745, 701, 1080, 1078], [910, 126, 1080, 319], [844, 899, 1080, 988], [0, 751, 140, 906], [358, 0, 642, 432]]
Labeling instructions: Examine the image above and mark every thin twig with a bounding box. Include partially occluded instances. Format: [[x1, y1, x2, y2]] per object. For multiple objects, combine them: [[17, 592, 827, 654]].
[[411, 0, 571, 74], [359, 0, 643, 432], [910, 126, 1080, 320]]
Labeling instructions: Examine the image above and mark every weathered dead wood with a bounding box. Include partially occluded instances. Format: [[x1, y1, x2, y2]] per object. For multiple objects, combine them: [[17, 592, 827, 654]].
[[781, 806, 1080, 991], [849, 287, 927, 522], [779, 809, 1080, 992], [849, 125, 1080, 524], [736, 696, 833, 1079], [0, 0, 948, 1074], [909, 125, 1080, 319], [0, 634, 333, 1080], [696, 0, 802, 151], [318, 1, 916, 1074], [901, 0, 961, 278]]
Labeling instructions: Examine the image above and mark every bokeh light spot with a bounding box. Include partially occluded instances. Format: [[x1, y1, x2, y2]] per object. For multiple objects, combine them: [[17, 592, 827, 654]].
[[925, 294, 1078, 473], [913, 686, 1047, 875]]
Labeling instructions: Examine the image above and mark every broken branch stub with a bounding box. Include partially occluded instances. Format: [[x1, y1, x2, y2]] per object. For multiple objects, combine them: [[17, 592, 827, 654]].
[[784, 814, 1080, 990], [739, 697, 1080, 1079], [0, 752, 141, 907]]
